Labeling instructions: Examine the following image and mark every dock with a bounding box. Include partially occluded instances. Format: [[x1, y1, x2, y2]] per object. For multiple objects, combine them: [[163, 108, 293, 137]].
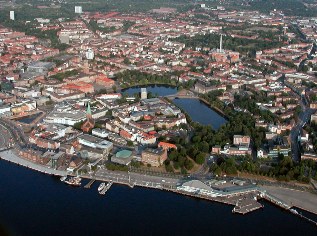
[[233, 197, 263, 214], [293, 210, 317, 226], [84, 179, 96, 189]]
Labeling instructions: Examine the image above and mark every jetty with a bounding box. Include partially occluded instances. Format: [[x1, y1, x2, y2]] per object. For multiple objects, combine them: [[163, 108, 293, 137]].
[[84, 179, 96, 189], [232, 197, 263, 214]]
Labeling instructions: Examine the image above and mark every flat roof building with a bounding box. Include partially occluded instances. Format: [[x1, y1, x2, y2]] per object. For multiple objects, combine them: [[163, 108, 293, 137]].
[[141, 148, 167, 167], [111, 150, 133, 165]]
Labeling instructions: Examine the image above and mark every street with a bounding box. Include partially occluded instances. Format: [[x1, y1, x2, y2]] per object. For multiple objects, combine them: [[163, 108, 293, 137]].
[[290, 96, 315, 162], [94, 167, 179, 188]]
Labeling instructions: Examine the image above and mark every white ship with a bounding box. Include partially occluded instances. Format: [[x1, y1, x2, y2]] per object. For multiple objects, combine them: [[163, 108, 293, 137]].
[[99, 181, 113, 195], [98, 182, 106, 192]]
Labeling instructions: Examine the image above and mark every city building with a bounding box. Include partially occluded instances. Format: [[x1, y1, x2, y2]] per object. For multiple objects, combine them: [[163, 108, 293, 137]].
[[78, 134, 113, 155], [141, 88, 147, 100], [95, 75, 115, 88], [81, 103, 95, 133], [9, 11, 14, 20], [233, 135, 251, 147], [311, 112, 317, 124], [75, 6, 83, 14], [158, 142, 177, 150], [44, 104, 86, 126], [111, 150, 133, 165], [141, 148, 167, 167], [86, 48, 94, 60], [27, 61, 56, 74], [92, 128, 109, 138]]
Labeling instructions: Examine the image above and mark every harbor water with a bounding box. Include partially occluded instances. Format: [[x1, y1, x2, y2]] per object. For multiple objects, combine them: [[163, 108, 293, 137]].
[[0, 161, 316, 236]]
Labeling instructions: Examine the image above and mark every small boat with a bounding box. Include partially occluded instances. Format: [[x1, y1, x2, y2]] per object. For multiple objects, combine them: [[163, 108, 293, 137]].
[[60, 176, 67, 182], [98, 183, 106, 192], [64, 177, 81, 187], [290, 209, 299, 215]]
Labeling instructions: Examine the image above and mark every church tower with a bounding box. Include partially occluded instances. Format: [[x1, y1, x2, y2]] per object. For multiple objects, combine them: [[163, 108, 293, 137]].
[[81, 102, 95, 133]]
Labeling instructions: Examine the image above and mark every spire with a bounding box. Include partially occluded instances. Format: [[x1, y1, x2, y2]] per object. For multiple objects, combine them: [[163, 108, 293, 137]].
[[86, 102, 91, 115]]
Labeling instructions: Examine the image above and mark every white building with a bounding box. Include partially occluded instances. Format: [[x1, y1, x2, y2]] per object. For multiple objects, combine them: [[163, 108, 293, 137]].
[[75, 6, 82, 14], [44, 106, 86, 126], [86, 48, 94, 60], [10, 11, 15, 21], [96, 93, 122, 100], [92, 128, 109, 138], [141, 88, 147, 100], [0, 105, 11, 117], [177, 180, 222, 197], [78, 134, 113, 154]]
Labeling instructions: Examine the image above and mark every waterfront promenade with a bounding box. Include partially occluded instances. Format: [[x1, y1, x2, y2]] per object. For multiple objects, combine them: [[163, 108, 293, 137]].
[[1, 145, 317, 220], [0, 150, 67, 176], [262, 185, 317, 215]]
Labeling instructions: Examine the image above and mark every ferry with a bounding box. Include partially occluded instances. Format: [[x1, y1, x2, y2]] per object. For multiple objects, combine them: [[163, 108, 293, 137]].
[[99, 181, 113, 195], [98, 182, 106, 192], [64, 177, 82, 187]]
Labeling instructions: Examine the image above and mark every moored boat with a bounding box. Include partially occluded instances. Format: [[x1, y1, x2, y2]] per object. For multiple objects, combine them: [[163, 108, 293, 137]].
[[98, 182, 106, 192], [64, 177, 81, 187], [60, 176, 67, 182]]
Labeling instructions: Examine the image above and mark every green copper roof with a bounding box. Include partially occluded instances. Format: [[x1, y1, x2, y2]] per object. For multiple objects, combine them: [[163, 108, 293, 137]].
[[115, 150, 132, 159], [87, 102, 92, 115]]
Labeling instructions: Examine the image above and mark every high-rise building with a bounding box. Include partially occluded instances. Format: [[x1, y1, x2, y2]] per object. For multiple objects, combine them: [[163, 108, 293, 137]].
[[141, 88, 147, 100], [10, 11, 15, 20], [75, 6, 82, 14], [85, 48, 94, 60]]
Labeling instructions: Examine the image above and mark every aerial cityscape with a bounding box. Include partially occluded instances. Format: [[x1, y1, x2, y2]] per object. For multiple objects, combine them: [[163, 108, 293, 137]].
[[1, 0, 317, 235]]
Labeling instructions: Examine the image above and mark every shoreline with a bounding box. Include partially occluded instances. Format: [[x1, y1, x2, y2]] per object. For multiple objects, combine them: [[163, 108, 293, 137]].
[[1, 149, 317, 223], [120, 83, 177, 92], [120, 83, 228, 123]]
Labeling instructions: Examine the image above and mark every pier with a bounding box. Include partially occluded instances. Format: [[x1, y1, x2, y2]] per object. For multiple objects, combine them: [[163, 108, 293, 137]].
[[292, 209, 317, 226], [232, 196, 263, 214], [262, 192, 291, 210], [84, 179, 96, 189]]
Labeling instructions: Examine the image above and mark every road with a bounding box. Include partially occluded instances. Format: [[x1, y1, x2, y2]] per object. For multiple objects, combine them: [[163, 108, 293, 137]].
[[0, 123, 11, 149], [94, 168, 179, 188], [290, 96, 315, 162], [0, 150, 67, 176], [0, 118, 29, 148]]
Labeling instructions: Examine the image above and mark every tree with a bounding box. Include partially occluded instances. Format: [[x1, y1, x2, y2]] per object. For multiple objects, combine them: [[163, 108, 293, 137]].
[[123, 57, 131, 65], [127, 140, 133, 146], [195, 153, 205, 165], [184, 158, 194, 170]]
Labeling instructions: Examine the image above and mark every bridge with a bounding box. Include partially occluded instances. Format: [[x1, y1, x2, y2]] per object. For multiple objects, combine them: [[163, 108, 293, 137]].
[[164, 89, 227, 117], [164, 89, 199, 99]]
